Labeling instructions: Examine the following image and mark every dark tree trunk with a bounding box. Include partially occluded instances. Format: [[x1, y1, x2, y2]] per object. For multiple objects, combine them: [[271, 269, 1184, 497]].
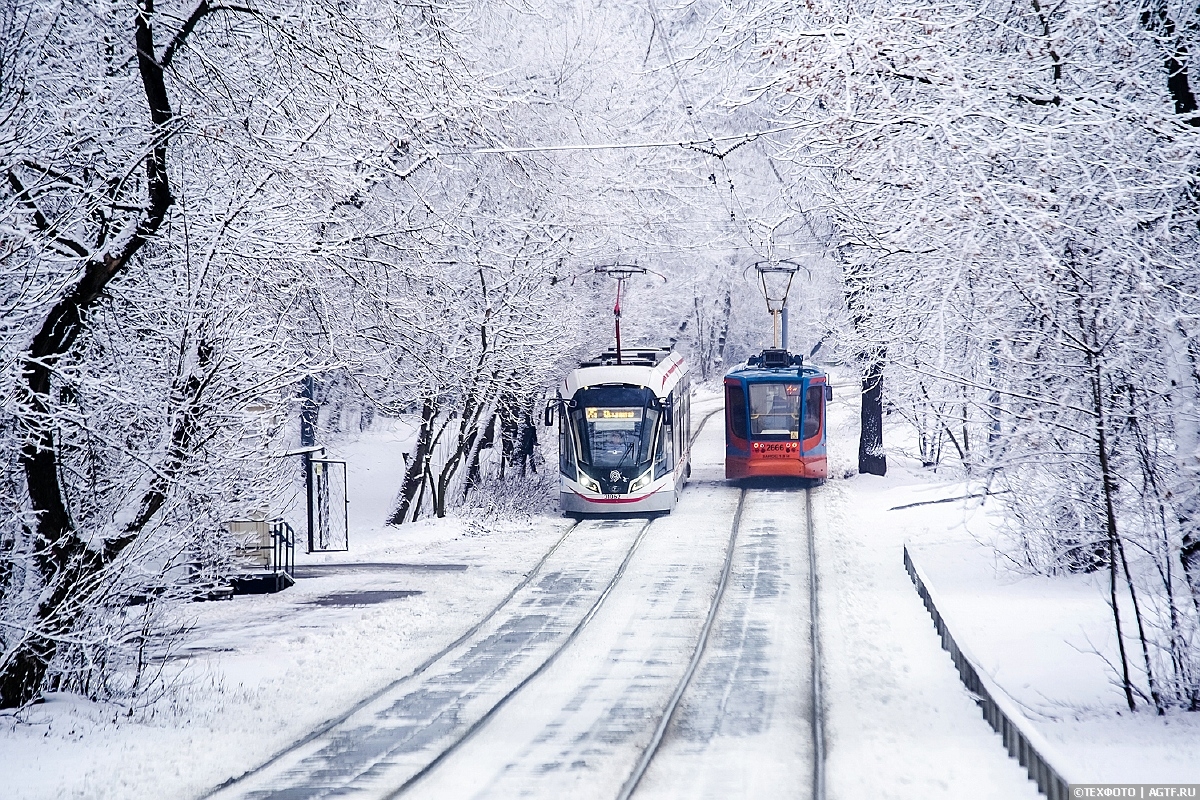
[[1182, 530, 1200, 617], [517, 412, 538, 476], [466, 414, 495, 488], [859, 357, 887, 476], [1, 0, 188, 709], [389, 397, 435, 525], [1089, 355, 1137, 711], [1141, 4, 1200, 628], [715, 289, 731, 371], [437, 419, 479, 516], [1141, 1, 1200, 123]]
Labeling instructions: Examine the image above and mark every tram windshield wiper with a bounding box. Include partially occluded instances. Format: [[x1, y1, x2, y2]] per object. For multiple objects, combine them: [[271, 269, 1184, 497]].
[[617, 441, 635, 468]]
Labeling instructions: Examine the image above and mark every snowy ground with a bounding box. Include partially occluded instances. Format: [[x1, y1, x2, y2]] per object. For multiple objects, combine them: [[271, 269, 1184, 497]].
[[817, 379, 1200, 789], [904, 503, 1200, 783], [1, 382, 1194, 799], [811, 388, 1041, 800]]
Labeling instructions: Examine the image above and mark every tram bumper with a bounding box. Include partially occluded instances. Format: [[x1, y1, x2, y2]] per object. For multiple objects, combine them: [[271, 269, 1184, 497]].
[[726, 454, 827, 480], [560, 487, 675, 515]]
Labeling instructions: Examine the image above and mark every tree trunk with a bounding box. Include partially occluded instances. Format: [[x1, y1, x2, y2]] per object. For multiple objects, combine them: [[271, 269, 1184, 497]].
[[1, 0, 184, 709], [465, 413, 495, 491], [1088, 353, 1137, 712], [518, 411, 538, 476], [1141, 1, 1200, 124], [388, 396, 435, 524], [859, 356, 887, 476], [715, 288, 731, 373]]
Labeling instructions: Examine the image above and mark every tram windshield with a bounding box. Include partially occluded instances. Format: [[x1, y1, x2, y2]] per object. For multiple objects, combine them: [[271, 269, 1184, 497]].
[[749, 382, 801, 439], [570, 386, 660, 468]]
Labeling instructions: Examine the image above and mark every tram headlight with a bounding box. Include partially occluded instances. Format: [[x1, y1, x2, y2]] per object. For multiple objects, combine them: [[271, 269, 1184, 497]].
[[628, 469, 653, 492], [577, 469, 601, 493]]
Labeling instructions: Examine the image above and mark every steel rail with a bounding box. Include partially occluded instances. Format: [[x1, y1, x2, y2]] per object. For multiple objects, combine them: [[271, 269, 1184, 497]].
[[807, 487, 826, 800], [202, 518, 583, 798], [390, 401, 724, 798], [691, 405, 722, 448], [614, 487, 748, 800], [618, 485, 826, 800], [387, 517, 655, 799]]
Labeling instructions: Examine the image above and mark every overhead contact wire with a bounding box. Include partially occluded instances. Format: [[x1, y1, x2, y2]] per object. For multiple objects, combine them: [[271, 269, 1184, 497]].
[[431, 121, 809, 157]]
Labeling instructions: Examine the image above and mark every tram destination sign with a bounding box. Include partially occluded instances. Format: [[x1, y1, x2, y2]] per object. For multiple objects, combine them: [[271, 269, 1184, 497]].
[[586, 407, 642, 423]]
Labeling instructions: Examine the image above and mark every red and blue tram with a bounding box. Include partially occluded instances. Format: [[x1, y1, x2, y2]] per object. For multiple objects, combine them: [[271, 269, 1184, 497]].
[[548, 346, 691, 515], [724, 348, 830, 481]]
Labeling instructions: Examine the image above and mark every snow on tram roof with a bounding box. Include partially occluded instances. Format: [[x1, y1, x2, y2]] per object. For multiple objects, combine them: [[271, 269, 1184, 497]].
[[561, 346, 687, 398], [728, 362, 826, 381]]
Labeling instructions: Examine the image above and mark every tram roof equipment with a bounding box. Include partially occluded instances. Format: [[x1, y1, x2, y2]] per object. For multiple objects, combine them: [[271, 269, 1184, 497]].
[[748, 259, 810, 365], [578, 345, 673, 368]]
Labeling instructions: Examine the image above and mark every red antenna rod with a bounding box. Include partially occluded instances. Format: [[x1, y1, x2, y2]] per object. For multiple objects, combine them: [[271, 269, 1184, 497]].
[[614, 277, 624, 365], [595, 264, 651, 366]]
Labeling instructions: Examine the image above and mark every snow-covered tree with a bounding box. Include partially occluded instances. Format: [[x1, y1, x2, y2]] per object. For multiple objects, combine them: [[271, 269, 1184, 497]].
[[0, 0, 517, 709], [698, 0, 1200, 709]]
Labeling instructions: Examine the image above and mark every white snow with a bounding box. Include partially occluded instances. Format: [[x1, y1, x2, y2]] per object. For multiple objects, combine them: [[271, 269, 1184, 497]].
[[1, 387, 1196, 798], [815, 379, 1200, 792], [906, 508, 1200, 783]]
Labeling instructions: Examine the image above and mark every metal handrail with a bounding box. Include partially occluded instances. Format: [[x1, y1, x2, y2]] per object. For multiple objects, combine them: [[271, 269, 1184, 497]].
[[903, 545, 1072, 799], [270, 519, 296, 584]]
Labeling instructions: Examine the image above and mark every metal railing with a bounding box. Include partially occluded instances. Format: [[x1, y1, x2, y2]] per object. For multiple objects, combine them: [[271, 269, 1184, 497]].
[[225, 517, 296, 593], [903, 545, 1072, 799], [270, 518, 296, 589]]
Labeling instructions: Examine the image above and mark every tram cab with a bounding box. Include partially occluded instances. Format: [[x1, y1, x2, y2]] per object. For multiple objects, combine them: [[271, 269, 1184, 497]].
[[724, 348, 830, 481], [549, 346, 691, 515]]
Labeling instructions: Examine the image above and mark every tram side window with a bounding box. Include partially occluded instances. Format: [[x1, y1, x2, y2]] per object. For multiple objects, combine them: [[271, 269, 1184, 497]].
[[670, 393, 682, 472], [655, 408, 672, 479], [726, 384, 748, 440], [679, 386, 688, 453], [803, 385, 824, 440], [684, 386, 691, 447], [749, 383, 801, 438], [559, 413, 575, 475]]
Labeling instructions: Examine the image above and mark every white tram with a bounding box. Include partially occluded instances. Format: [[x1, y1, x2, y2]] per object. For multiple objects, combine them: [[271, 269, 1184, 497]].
[[547, 346, 691, 515]]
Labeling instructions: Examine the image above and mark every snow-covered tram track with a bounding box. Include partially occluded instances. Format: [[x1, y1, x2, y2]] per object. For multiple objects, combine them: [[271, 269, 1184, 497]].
[[397, 406, 801, 800], [202, 516, 654, 800], [393, 481, 825, 800], [629, 485, 823, 800], [396, 486, 746, 799], [204, 400, 813, 800]]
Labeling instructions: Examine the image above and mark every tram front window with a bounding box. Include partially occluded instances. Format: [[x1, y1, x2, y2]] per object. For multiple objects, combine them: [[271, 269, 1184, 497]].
[[571, 386, 660, 468], [749, 382, 801, 439]]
